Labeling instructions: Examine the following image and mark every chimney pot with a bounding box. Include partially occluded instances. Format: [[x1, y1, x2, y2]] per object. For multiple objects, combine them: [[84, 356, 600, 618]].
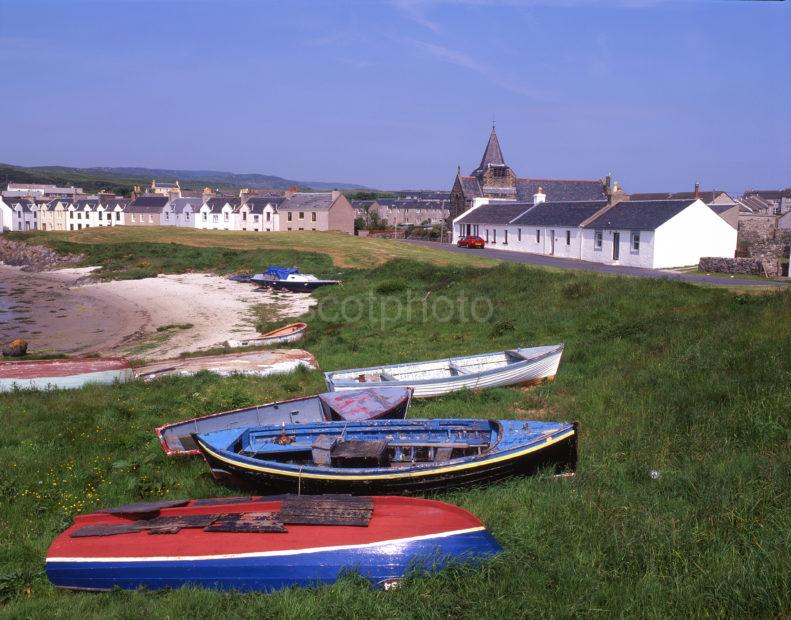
[[694, 182, 700, 198], [533, 187, 546, 206]]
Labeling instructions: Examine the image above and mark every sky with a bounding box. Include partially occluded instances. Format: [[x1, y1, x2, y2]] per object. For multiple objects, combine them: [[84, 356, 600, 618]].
[[0, 0, 789, 193]]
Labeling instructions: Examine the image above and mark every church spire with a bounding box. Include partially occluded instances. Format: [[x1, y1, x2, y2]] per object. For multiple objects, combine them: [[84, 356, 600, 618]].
[[474, 126, 506, 174]]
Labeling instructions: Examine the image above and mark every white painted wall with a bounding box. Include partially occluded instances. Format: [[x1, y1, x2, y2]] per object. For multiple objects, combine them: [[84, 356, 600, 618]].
[[653, 200, 737, 268], [580, 228, 656, 268], [197, 204, 235, 230], [495, 225, 582, 258], [0, 199, 12, 232], [13, 204, 38, 231]]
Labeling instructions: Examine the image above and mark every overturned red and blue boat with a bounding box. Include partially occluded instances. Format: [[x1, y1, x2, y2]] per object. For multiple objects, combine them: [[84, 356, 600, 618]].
[[46, 495, 501, 592]]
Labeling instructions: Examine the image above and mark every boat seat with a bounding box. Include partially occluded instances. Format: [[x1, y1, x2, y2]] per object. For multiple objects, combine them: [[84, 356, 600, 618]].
[[433, 447, 454, 462], [504, 349, 525, 361], [387, 441, 489, 449], [240, 443, 312, 459]]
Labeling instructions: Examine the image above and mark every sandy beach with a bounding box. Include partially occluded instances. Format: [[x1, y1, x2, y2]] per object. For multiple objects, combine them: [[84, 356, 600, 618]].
[[0, 266, 315, 359]]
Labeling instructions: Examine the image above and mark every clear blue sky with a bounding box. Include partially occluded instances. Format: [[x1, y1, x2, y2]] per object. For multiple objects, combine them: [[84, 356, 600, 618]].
[[0, 0, 789, 193]]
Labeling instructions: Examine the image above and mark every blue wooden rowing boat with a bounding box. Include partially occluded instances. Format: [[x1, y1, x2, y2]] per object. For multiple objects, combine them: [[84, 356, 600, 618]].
[[193, 418, 578, 494], [46, 495, 501, 592]]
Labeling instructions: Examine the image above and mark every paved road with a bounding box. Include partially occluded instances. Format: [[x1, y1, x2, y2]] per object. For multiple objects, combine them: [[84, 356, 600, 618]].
[[402, 240, 791, 287]]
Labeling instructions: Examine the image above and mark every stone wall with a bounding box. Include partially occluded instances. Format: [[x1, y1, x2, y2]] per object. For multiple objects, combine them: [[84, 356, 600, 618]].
[[698, 257, 777, 277], [738, 214, 778, 244]]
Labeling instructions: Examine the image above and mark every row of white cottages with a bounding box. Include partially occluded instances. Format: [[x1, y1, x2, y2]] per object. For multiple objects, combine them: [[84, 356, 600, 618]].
[[452, 192, 737, 269], [0, 191, 355, 234]]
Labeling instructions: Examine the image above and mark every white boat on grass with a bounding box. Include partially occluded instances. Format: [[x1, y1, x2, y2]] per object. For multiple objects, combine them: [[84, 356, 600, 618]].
[[324, 344, 564, 398], [226, 323, 307, 348]]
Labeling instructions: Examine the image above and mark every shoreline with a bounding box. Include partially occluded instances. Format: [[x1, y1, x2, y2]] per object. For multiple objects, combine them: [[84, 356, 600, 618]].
[[0, 266, 316, 359]]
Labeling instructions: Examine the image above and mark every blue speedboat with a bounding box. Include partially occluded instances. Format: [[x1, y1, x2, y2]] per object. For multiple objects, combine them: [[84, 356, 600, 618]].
[[251, 266, 340, 292], [193, 418, 578, 494]]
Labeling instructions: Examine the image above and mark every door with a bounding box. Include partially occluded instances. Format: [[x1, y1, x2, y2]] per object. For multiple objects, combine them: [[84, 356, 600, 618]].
[[612, 232, 620, 260], [549, 230, 555, 255]]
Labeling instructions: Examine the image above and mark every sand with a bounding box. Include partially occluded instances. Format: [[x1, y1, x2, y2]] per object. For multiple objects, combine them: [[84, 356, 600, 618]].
[[0, 266, 316, 359]]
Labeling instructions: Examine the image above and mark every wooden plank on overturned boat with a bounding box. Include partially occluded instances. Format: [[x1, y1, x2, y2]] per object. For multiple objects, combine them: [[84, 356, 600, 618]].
[[279, 495, 374, 526]]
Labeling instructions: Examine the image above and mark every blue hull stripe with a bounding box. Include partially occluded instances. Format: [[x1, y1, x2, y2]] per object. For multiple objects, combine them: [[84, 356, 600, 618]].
[[46, 530, 501, 592]]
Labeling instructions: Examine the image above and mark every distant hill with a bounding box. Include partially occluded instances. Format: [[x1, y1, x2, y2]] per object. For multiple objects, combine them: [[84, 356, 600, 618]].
[[0, 163, 369, 195]]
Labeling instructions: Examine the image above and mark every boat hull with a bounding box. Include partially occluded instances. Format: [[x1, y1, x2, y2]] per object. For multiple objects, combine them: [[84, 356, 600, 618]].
[[196, 422, 578, 495], [225, 323, 307, 348], [156, 387, 413, 457], [46, 496, 501, 592], [0, 357, 133, 392], [325, 345, 564, 398], [267, 280, 339, 293]]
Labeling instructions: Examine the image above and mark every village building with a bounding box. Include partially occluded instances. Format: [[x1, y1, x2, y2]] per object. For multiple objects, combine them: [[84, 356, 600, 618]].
[[164, 197, 202, 227], [9, 198, 41, 231], [4, 183, 82, 199], [579, 199, 737, 268], [0, 197, 13, 231], [449, 127, 607, 224], [150, 179, 182, 200], [742, 189, 791, 215], [96, 197, 128, 227], [351, 200, 375, 221], [197, 196, 241, 230], [237, 196, 286, 231], [125, 195, 169, 226], [38, 198, 71, 231], [369, 199, 450, 226], [277, 191, 355, 233], [67, 197, 100, 230]]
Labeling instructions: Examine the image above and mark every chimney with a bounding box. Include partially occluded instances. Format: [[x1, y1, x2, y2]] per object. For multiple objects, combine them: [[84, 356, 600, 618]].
[[605, 174, 611, 190], [331, 189, 341, 202], [694, 182, 700, 198], [533, 186, 546, 206]]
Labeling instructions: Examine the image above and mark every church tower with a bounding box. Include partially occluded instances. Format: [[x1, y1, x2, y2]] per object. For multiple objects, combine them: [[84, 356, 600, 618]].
[[470, 125, 516, 192]]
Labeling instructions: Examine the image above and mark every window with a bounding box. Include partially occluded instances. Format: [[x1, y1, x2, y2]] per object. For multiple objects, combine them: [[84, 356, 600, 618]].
[[299, 227, 304, 231], [287, 212, 293, 222], [131, 214, 136, 222], [594, 230, 603, 250], [242, 211, 247, 221], [77, 212, 82, 220], [536, 229, 541, 243], [485, 229, 489, 243], [299, 211, 304, 220], [566, 230, 571, 245], [148, 214, 153, 223], [116, 211, 121, 221], [517, 228, 521, 242], [493, 229, 497, 244], [504, 230, 508, 245], [224, 212, 229, 222], [266, 212, 271, 222], [185, 212, 190, 220], [202, 212, 207, 221], [254, 215, 259, 222], [70, 224, 74, 230], [311, 212, 316, 222], [631, 231, 640, 254], [212, 214, 219, 223], [165, 212, 169, 220], [105, 212, 111, 220]]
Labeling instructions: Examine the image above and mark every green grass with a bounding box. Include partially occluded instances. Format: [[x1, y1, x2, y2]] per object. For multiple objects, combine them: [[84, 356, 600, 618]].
[[1, 238, 790, 617]]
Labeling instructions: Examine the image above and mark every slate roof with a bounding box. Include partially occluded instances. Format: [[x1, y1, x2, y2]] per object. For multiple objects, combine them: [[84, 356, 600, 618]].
[[396, 190, 450, 200], [375, 199, 448, 211], [169, 198, 202, 213], [584, 199, 694, 230], [471, 127, 506, 175], [459, 176, 482, 198], [628, 190, 732, 204], [244, 196, 286, 214], [455, 202, 532, 225], [154, 181, 179, 189], [74, 198, 101, 210], [708, 203, 737, 214], [204, 196, 241, 212], [745, 188, 791, 200], [127, 195, 169, 213], [515, 179, 606, 202], [278, 192, 337, 211], [351, 200, 374, 212], [511, 200, 608, 227], [737, 196, 771, 212]]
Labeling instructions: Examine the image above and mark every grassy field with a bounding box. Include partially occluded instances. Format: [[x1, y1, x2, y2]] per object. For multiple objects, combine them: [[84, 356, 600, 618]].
[[1, 234, 790, 617], [6, 228, 498, 271]]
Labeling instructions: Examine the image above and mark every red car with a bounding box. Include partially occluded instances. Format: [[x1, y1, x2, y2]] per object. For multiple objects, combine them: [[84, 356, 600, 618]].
[[457, 235, 485, 249]]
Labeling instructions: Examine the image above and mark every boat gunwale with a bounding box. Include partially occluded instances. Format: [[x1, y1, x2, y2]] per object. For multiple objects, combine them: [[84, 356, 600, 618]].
[[324, 344, 564, 388]]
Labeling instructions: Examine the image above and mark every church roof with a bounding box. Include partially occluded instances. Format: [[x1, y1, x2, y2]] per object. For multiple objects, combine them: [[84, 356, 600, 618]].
[[472, 127, 506, 175], [515, 179, 606, 202], [459, 176, 482, 198]]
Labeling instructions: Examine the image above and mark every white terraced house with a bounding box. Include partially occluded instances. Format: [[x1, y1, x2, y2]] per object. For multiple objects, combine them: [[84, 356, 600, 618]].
[[165, 197, 202, 227], [236, 196, 286, 231], [197, 196, 241, 230]]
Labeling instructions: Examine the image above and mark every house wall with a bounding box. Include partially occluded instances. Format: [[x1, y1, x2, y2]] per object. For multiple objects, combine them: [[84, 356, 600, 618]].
[[13, 205, 38, 231], [653, 201, 737, 268], [126, 211, 162, 226], [197, 206, 233, 230], [177, 206, 195, 228], [0, 200, 12, 232], [496, 225, 582, 258], [580, 228, 656, 268], [327, 196, 355, 234], [777, 210, 791, 230]]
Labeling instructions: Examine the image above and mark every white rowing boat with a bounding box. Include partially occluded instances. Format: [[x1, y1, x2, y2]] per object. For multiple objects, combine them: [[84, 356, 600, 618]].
[[0, 357, 133, 392], [225, 322, 307, 349], [324, 344, 564, 398]]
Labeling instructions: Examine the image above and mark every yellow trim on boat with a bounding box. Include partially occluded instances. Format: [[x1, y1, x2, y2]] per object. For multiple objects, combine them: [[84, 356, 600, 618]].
[[197, 428, 575, 481]]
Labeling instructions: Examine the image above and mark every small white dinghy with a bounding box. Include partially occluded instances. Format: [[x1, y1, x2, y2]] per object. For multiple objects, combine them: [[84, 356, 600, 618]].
[[226, 323, 307, 349], [0, 357, 133, 392], [324, 344, 564, 398]]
